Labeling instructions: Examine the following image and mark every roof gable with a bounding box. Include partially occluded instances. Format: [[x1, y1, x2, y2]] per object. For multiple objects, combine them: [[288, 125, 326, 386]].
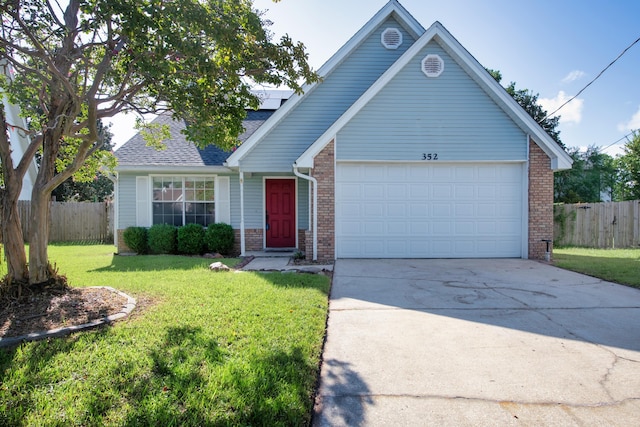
[[225, 0, 425, 168], [296, 22, 573, 171]]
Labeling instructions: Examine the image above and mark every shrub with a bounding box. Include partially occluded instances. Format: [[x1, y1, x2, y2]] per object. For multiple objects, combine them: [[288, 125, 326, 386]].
[[148, 224, 177, 254], [177, 224, 205, 255], [205, 223, 235, 255], [122, 227, 148, 254]]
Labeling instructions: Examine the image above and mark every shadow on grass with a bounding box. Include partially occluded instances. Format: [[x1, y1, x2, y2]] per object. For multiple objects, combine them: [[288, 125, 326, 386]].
[[89, 254, 237, 273], [1, 324, 325, 426], [0, 327, 108, 426]]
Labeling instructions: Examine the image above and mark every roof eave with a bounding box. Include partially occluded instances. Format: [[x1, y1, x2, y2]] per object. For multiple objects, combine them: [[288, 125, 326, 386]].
[[115, 165, 234, 174], [226, 0, 426, 168], [296, 21, 574, 171]]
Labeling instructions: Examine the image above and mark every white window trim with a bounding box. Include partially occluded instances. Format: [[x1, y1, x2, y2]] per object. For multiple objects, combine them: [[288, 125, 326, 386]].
[[149, 174, 219, 226]]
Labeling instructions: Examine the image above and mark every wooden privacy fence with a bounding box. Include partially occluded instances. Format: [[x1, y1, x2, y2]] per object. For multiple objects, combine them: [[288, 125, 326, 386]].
[[13, 201, 114, 244], [554, 200, 640, 248]]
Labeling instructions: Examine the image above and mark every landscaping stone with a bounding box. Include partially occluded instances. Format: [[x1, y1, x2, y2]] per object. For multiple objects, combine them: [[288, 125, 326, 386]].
[[209, 262, 230, 271]]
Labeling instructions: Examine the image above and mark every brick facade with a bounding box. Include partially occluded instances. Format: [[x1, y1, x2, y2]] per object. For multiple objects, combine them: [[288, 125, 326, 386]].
[[310, 140, 335, 261], [233, 228, 306, 254], [528, 138, 554, 260], [116, 229, 132, 253]]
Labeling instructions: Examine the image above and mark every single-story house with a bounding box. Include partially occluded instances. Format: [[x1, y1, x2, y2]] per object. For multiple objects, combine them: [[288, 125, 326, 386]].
[[113, 0, 572, 260]]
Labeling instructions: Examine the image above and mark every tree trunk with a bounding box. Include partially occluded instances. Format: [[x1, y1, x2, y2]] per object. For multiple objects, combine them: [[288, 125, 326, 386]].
[[28, 127, 59, 285], [28, 185, 52, 285], [0, 104, 28, 285], [0, 187, 28, 283]]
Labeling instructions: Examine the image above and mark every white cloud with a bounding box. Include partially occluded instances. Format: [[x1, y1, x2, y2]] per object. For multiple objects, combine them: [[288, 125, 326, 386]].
[[539, 91, 584, 124], [617, 106, 640, 132], [561, 70, 586, 84]]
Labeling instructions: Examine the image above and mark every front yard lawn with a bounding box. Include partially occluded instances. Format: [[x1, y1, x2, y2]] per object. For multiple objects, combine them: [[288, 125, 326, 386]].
[[553, 247, 640, 289], [0, 245, 330, 426]]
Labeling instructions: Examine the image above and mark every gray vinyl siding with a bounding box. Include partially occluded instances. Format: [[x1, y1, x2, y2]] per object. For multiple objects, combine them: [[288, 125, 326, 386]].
[[298, 180, 309, 230], [240, 17, 417, 172], [117, 173, 137, 229], [337, 40, 527, 162]]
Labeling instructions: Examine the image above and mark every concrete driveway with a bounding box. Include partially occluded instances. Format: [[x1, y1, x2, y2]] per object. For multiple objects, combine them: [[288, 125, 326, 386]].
[[313, 259, 640, 426]]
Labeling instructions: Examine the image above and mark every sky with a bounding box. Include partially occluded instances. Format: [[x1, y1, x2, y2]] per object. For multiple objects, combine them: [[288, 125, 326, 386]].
[[108, 0, 640, 157]]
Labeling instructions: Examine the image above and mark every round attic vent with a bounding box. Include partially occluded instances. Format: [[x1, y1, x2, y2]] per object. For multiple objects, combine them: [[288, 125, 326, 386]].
[[381, 28, 402, 50], [422, 54, 444, 78]]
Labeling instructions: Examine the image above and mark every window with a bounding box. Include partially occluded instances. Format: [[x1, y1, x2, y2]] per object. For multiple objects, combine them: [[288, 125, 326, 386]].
[[152, 176, 215, 226]]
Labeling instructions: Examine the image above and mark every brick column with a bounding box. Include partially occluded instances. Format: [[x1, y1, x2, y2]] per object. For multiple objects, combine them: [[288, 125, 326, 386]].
[[528, 138, 554, 260], [310, 140, 335, 261]]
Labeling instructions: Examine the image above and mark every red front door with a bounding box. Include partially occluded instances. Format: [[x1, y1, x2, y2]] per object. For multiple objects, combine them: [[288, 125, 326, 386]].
[[265, 179, 296, 248]]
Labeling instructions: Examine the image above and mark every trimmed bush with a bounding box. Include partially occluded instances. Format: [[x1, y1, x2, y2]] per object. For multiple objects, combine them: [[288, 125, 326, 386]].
[[177, 224, 205, 255], [122, 227, 148, 254], [205, 223, 235, 255], [148, 224, 177, 254]]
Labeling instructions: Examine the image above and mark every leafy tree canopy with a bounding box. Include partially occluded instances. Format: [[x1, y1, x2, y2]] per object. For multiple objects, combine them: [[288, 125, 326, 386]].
[[0, 0, 319, 285], [554, 146, 617, 203], [617, 131, 640, 200], [487, 69, 563, 148]]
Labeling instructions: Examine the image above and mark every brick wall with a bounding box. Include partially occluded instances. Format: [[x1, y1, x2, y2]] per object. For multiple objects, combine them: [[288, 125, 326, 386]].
[[310, 140, 335, 261], [116, 229, 132, 253], [528, 138, 554, 260], [297, 229, 307, 254]]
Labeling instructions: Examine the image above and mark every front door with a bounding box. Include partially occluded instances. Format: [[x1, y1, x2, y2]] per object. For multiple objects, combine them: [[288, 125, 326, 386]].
[[265, 179, 296, 248]]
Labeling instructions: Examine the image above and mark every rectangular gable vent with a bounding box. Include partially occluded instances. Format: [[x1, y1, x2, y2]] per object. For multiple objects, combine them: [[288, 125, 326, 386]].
[[381, 28, 402, 50]]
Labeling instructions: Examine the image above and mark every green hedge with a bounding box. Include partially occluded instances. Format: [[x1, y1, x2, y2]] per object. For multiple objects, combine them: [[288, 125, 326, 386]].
[[123, 227, 148, 254], [148, 224, 177, 254], [177, 223, 205, 255], [205, 223, 235, 255]]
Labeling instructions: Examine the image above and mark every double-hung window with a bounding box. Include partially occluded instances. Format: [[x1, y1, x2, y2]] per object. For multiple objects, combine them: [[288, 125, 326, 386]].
[[152, 176, 215, 226]]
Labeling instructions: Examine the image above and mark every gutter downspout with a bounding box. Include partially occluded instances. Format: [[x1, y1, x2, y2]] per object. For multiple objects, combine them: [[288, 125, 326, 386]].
[[293, 164, 317, 261], [239, 171, 246, 256]]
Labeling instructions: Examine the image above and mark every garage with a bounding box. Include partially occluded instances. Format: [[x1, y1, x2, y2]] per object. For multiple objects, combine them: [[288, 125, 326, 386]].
[[335, 162, 525, 258]]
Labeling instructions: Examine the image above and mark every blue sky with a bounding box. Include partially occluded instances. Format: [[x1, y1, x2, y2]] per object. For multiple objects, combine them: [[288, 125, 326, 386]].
[[110, 0, 640, 156]]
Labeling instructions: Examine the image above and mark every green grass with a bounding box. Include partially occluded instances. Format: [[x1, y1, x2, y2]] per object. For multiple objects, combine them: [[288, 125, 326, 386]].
[[553, 247, 640, 289], [0, 245, 331, 426]]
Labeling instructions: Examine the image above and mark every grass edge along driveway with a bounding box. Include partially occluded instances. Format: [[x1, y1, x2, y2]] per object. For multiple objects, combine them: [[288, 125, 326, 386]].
[[553, 247, 640, 289], [0, 245, 330, 426]]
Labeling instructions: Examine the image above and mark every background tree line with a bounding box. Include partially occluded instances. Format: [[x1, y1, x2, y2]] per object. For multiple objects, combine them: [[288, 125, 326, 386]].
[[488, 69, 640, 204]]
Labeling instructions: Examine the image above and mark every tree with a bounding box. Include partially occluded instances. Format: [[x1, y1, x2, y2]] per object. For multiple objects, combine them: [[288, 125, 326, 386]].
[[554, 146, 617, 203], [52, 120, 115, 202], [0, 0, 319, 288], [616, 131, 640, 200], [487, 69, 564, 148]]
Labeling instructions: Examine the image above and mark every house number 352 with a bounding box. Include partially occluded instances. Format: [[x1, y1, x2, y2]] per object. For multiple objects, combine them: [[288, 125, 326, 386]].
[[422, 153, 439, 160]]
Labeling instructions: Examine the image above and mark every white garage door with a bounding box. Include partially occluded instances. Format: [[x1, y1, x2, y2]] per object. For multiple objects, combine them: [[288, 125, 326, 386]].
[[336, 163, 524, 258]]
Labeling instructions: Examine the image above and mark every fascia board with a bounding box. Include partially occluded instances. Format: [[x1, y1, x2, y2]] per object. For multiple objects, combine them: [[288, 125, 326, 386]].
[[115, 165, 234, 174], [226, 1, 425, 168], [298, 21, 573, 171], [431, 25, 573, 171], [296, 25, 441, 168]]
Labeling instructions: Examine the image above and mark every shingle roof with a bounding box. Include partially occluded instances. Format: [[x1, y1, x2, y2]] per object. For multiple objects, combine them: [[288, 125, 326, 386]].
[[114, 110, 275, 167]]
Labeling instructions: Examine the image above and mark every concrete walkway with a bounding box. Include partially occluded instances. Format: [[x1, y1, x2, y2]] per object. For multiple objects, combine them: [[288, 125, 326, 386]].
[[313, 259, 640, 426]]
